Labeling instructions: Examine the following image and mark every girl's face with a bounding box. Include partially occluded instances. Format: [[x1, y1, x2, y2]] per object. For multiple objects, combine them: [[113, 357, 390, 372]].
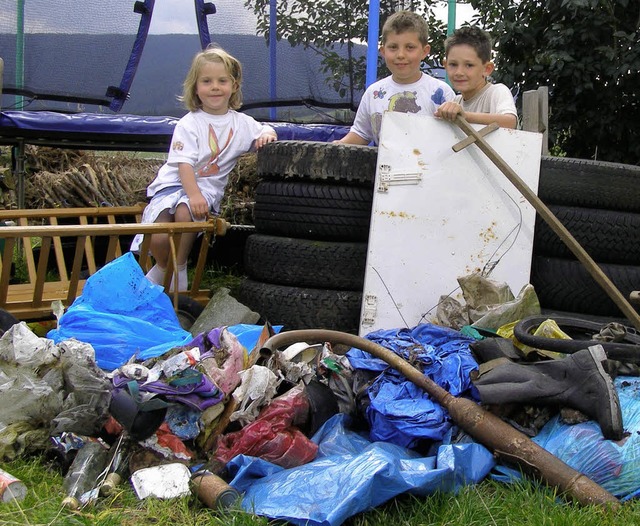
[[196, 61, 237, 115]]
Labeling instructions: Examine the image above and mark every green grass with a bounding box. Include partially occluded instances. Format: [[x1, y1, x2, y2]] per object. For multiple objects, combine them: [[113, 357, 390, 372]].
[[3, 455, 640, 526]]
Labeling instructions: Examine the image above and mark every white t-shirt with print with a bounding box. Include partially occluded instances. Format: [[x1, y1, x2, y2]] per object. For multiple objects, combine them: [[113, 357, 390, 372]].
[[147, 109, 274, 212], [351, 73, 456, 145]]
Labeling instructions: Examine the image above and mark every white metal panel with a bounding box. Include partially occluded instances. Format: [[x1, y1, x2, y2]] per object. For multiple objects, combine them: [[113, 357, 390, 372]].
[[359, 112, 542, 335]]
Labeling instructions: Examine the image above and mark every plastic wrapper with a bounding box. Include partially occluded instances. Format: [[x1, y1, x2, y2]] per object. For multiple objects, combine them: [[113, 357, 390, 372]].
[[532, 376, 640, 499], [196, 327, 247, 397], [230, 365, 279, 426], [0, 325, 110, 440], [47, 252, 193, 371], [227, 414, 494, 526], [497, 318, 568, 359], [347, 323, 479, 447], [215, 383, 317, 469]]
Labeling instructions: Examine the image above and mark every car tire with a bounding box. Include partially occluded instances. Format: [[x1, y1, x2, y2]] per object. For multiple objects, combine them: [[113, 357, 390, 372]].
[[530, 256, 640, 317], [244, 234, 367, 290], [236, 278, 362, 334], [533, 205, 640, 265], [538, 156, 640, 212], [253, 180, 373, 241], [257, 140, 378, 185]]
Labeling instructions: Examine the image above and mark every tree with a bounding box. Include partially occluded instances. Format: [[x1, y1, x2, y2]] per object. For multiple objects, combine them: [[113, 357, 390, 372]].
[[243, 1, 448, 103], [470, 0, 640, 165]]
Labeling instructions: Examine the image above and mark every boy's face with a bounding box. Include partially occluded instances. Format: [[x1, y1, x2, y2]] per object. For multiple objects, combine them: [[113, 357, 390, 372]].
[[444, 44, 494, 100], [380, 30, 430, 84]]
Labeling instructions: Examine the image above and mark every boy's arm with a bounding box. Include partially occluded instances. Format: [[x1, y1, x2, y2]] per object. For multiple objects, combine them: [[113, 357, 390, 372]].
[[435, 101, 517, 129], [337, 131, 370, 145]]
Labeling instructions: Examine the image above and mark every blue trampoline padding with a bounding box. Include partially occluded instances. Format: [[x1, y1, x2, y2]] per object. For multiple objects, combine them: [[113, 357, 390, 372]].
[[0, 111, 349, 143]]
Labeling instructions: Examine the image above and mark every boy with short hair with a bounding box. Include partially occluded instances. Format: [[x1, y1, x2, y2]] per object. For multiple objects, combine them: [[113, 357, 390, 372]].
[[435, 26, 517, 129], [339, 10, 455, 145]]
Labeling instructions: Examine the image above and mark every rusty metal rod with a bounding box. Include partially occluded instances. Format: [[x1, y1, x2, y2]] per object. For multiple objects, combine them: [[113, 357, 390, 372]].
[[453, 116, 640, 330], [262, 329, 620, 508]]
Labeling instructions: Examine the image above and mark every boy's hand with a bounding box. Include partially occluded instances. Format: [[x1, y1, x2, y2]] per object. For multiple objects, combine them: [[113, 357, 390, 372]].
[[435, 101, 465, 122], [255, 132, 277, 149]]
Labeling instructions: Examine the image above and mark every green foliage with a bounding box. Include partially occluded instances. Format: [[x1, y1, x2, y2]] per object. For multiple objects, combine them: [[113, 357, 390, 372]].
[[470, 0, 640, 164], [243, 1, 449, 98]]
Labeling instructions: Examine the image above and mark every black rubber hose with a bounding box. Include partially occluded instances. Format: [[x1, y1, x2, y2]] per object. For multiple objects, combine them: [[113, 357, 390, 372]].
[[514, 315, 640, 363]]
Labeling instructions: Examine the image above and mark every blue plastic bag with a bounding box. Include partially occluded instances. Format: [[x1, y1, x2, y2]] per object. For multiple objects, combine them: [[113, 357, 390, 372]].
[[347, 324, 479, 447], [228, 414, 494, 526], [531, 376, 640, 499], [48, 253, 192, 371]]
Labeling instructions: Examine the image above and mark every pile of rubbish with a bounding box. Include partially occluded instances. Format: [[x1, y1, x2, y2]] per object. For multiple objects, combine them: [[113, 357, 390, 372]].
[[2, 253, 640, 525]]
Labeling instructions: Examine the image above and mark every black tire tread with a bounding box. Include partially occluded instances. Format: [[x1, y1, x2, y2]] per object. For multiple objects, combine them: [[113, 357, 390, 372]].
[[530, 256, 640, 317], [236, 279, 362, 334], [244, 234, 366, 290], [538, 156, 640, 212], [254, 180, 373, 241], [533, 205, 640, 264], [257, 140, 378, 185]]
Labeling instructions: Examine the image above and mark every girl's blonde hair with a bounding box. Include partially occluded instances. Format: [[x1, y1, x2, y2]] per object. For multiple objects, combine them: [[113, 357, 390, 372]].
[[181, 46, 243, 111]]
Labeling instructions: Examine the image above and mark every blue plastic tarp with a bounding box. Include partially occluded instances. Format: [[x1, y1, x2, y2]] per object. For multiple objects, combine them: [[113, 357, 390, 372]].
[[228, 414, 495, 526], [530, 376, 640, 500], [347, 324, 479, 448], [47, 252, 192, 371]]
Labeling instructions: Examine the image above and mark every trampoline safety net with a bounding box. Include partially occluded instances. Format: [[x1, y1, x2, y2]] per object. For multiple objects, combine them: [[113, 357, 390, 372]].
[[0, 0, 369, 123]]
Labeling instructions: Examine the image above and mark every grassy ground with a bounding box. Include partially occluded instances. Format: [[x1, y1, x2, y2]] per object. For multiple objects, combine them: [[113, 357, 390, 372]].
[[2, 454, 640, 526]]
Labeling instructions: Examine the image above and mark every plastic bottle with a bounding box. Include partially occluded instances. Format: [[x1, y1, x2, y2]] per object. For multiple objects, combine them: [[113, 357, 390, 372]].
[[190, 470, 241, 510], [160, 348, 201, 377], [62, 441, 109, 509], [99, 440, 131, 497]]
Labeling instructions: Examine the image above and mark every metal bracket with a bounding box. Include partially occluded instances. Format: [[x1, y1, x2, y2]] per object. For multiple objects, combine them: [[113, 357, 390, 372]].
[[361, 293, 378, 326], [377, 164, 422, 192]]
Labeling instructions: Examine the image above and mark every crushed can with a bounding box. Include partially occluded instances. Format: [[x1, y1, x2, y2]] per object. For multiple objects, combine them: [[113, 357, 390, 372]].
[[0, 468, 27, 503], [190, 470, 240, 510]]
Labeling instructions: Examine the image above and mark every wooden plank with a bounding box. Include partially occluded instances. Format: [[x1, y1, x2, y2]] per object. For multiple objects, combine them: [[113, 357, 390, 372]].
[[32, 236, 52, 307], [79, 216, 97, 275], [0, 238, 15, 305], [49, 216, 69, 282], [0, 204, 146, 220], [190, 230, 211, 296], [17, 217, 37, 283], [0, 222, 217, 238], [66, 236, 86, 304]]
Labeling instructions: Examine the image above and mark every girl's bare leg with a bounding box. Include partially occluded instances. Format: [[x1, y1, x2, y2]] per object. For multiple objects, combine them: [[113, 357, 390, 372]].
[[145, 209, 173, 285]]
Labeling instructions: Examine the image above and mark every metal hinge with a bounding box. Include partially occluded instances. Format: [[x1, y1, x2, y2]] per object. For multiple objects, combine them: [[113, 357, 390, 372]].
[[361, 293, 378, 326], [377, 164, 422, 192]]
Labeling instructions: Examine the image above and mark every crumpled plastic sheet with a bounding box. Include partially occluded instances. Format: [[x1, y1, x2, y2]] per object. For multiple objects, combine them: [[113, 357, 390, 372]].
[[524, 376, 640, 500], [192, 327, 247, 397], [0, 324, 111, 457], [47, 252, 194, 371], [216, 383, 317, 469], [228, 414, 495, 526], [230, 365, 280, 426], [347, 324, 479, 448]]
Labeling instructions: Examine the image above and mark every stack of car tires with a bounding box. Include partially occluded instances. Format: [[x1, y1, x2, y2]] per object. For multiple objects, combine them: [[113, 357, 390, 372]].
[[238, 141, 640, 331], [531, 157, 640, 319], [237, 141, 378, 333]]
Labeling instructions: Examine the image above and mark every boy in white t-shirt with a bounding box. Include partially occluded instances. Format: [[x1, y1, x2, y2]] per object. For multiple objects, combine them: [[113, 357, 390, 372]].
[[339, 10, 455, 146], [435, 26, 517, 129]]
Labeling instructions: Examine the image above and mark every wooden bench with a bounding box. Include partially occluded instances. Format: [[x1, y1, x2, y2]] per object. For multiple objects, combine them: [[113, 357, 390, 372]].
[[0, 204, 227, 320]]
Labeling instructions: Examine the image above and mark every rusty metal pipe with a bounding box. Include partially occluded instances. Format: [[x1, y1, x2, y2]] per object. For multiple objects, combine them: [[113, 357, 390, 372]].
[[262, 328, 620, 508]]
